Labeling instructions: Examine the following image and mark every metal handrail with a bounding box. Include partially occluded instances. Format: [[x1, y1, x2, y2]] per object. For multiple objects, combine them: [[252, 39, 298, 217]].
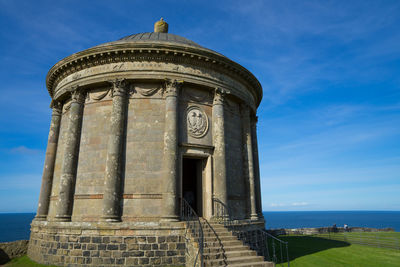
[[212, 198, 290, 266], [212, 197, 233, 228], [181, 198, 204, 267]]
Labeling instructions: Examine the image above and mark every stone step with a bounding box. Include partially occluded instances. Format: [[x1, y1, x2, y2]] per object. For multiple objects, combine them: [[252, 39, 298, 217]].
[[227, 261, 275, 267], [196, 219, 274, 267], [203, 244, 250, 254], [205, 255, 265, 266], [203, 230, 232, 236], [204, 224, 229, 229], [203, 236, 238, 242], [202, 229, 232, 234], [204, 240, 243, 247], [204, 249, 257, 260]]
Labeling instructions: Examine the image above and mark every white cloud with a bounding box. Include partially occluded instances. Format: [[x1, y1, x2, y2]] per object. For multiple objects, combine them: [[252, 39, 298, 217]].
[[269, 202, 309, 207], [10, 146, 42, 155]]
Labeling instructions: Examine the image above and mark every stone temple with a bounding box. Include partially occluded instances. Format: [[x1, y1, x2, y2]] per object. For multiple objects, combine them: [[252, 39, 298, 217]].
[[28, 19, 272, 266]]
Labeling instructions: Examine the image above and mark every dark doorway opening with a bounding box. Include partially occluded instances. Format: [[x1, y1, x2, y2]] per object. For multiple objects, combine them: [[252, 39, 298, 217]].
[[182, 157, 203, 216]]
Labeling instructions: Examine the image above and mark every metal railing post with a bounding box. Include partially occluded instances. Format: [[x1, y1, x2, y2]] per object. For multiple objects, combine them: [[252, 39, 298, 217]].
[[181, 198, 204, 267], [212, 197, 290, 266]]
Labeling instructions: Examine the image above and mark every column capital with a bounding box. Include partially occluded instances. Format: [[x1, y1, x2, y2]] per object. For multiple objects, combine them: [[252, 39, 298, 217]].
[[70, 87, 85, 104], [213, 87, 227, 105], [109, 78, 128, 97], [240, 103, 251, 116], [164, 78, 183, 97], [251, 115, 258, 124], [50, 100, 63, 116]]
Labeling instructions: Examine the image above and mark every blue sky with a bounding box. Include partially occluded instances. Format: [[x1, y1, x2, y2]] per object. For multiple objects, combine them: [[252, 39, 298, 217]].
[[0, 0, 399, 212]]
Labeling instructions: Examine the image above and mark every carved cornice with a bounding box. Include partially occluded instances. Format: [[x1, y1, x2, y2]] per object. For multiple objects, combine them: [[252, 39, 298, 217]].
[[46, 43, 262, 106]]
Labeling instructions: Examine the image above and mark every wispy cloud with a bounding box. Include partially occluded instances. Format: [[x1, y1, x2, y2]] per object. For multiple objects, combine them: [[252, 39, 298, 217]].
[[217, 1, 400, 105], [270, 202, 309, 208], [10, 146, 42, 155]]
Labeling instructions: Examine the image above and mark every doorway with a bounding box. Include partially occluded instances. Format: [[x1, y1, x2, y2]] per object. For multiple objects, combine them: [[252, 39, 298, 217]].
[[182, 157, 203, 216]]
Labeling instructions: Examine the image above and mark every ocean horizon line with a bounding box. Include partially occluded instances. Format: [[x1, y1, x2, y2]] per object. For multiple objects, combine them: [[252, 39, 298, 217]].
[[1, 210, 400, 214]]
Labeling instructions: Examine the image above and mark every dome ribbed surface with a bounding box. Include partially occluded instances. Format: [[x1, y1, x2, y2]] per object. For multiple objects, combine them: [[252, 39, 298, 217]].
[[101, 32, 204, 48]]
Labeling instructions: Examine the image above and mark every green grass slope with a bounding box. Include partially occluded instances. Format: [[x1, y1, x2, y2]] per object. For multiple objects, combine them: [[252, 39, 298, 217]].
[[4, 256, 57, 267], [279, 235, 400, 267]]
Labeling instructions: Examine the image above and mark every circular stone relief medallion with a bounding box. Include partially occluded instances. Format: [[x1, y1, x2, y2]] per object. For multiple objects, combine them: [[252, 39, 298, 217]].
[[186, 106, 209, 138]]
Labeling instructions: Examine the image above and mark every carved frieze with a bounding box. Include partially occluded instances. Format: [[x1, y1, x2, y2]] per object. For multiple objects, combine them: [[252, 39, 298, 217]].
[[53, 61, 256, 110], [90, 89, 111, 101], [186, 106, 209, 138], [183, 87, 212, 104], [132, 83, 163, 97], [46, 48, 262, 105]]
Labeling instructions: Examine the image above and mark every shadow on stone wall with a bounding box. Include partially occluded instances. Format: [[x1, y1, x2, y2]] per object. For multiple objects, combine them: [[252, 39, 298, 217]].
[[0, 240, 29, 264], [0, 248, 11, 265]]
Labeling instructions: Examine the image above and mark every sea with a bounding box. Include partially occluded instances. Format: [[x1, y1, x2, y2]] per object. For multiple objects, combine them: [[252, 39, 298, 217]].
[[1, 211, 399, 242]]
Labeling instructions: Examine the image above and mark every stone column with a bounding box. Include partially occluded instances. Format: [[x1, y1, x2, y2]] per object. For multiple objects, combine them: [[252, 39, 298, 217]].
[[102, 79, 128, 222], [54, 88, 85, 222], [212, 88, 228, 212], [35, 101, 63, 221], [242, 105, 258, 220], [251, 116, 264, 219], [162, 79, 182, 221]]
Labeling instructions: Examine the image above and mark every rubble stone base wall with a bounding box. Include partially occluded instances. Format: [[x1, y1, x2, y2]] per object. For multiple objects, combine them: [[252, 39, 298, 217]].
[[28, 222, 186, 266]]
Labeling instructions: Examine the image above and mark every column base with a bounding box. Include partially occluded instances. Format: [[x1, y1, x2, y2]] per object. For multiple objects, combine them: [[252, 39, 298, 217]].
[[53, 215, 71, 222], [250, 214, 259, 221], [100, 216, 121, 222], [34, 215, 47, 221], [160, 215, 180, 222]]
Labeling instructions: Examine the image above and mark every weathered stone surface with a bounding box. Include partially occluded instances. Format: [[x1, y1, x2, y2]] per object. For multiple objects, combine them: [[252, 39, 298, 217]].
[[102, 79, 128, 222], [55, 90, 85, 222], [35, 101, 63, 221], [28, 222, 186, 267], [212, 88, 228, 208], [29, 19, 264, 266]]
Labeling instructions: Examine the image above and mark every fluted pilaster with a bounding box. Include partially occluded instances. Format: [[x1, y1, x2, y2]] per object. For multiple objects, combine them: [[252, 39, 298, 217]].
[[35, 101, 63, 221], [54, 88, 85, 222], [102, 79, 128, 222]]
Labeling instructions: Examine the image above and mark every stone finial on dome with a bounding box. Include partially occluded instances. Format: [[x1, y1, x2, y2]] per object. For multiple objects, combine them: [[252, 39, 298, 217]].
[[154, 18, 168, 33]]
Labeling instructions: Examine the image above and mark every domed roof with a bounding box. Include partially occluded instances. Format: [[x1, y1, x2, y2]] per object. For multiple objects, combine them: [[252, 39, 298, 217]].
[[46, 18, 263, 105], [115, 32, 203, 48], [96, 18, 217, 53]]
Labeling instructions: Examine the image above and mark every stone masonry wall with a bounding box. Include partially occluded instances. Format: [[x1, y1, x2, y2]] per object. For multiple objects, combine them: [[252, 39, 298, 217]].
[[28, 222, 186, 266], [224, 99, 247, 219]]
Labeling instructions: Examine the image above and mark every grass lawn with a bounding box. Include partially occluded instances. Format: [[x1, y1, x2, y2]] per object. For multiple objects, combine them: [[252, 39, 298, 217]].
[[315, 231, 400, 249], [3, 256, 58, 267], [278, 235, 400, 267]]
